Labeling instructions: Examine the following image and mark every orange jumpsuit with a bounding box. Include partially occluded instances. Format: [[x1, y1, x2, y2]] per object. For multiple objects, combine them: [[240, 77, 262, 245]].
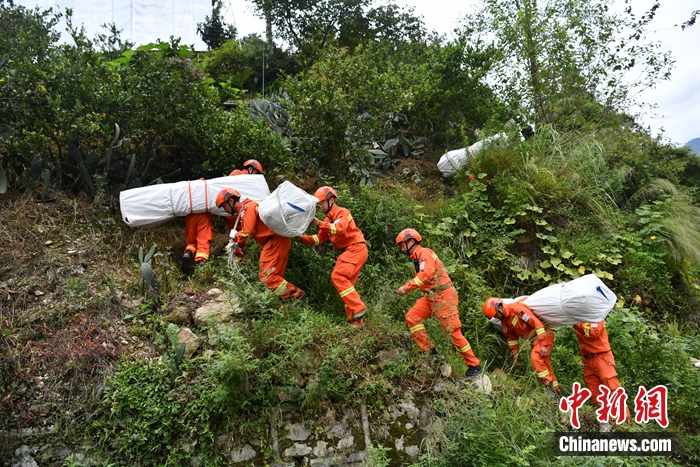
[[183, 212, 214, 263], [233, 198, 302, 299], [225, 169, 249, 230], [501, 301, 559, 391], [300, 203, 368, 323], [574, 321, 630, 421], [403, 245, 480, 367]]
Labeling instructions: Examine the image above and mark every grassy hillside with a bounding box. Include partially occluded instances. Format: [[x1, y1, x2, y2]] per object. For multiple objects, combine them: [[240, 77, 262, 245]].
[[2, 136, 700, 465]]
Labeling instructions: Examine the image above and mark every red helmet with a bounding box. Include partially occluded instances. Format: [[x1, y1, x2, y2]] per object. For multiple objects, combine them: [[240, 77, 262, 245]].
[[314, 186, 338, 202], [216, 188, 241, 208], [243, 159, 263, 173], [483, 297, 504, 319], [395, 228, 422, 244]]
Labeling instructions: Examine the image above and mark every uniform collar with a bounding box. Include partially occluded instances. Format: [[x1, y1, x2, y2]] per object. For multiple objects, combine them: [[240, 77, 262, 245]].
[[409, 244, 424, 260]]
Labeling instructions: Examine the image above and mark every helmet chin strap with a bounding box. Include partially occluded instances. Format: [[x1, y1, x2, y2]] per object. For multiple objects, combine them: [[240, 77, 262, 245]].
[[323, 198, 335, 214]]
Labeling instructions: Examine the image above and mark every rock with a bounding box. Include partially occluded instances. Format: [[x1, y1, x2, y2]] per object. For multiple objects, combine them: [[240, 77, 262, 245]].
[[405, 445, 420, 462], [469, 374, 493, 394], [284, 422, 310, 441], [336, 435, 354, 450], [313, 441, 331, 458], [176, 328, 201, 358], [376, 349, 400, 368], [490, 368, 508, 381], [283, 443, 312, 457], [439, 362, 452, 378], [12, 445, 38, 467], [193, 296, 241, 323], [167, 306, 189, 324], [231, 444, 256, 463], [207, 288, 223, 298]]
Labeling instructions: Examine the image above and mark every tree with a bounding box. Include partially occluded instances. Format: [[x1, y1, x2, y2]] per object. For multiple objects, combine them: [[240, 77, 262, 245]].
[[248, 0, 426, 60], [465, 0, 673, 128], [196, 0, 237, 50]]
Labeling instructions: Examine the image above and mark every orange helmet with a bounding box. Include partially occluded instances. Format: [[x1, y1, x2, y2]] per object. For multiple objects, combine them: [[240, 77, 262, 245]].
[[243, 159, 263, 173], [314, 186, 338, 202], [216, 188, 241, 208], [395, 228, 422, 244], [483, 297, 504, 319]]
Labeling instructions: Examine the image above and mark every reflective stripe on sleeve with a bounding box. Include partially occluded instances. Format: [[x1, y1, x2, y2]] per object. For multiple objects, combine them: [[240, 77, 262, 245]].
[[409, 324, 425, 334], [535, 328, 545, 336], [312, 235, 320, 246]]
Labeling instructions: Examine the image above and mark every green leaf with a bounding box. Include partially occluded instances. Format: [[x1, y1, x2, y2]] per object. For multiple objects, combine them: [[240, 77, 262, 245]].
[[166, 323, 179, 347], [540, 260, 552, 268], [560, 250, 573, 259], [504, 218, 516, 225], [144, 244, 157, 264], [0, 166, 7, 194], [542, 246, 556, 255]]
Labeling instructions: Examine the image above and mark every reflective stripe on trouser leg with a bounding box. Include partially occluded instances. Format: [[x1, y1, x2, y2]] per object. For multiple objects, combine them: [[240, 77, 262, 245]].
[[332, 244, 368, 321], [405, 296, 434, 352], [531, 331, 556, 386], [433, 288, 480, 367], [260, 235, 297, 296], [184, 212, 213, 259]]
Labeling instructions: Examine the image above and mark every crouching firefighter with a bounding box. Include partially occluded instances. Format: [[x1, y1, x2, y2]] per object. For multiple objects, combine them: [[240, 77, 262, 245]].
[[483, 297, 560, 395], [216, 187, 305, 302]]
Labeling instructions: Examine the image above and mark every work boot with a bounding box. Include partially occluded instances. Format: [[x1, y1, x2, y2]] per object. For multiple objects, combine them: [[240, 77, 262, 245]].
[[544, 382, 560, 400], [196, 259, 206, 269], [465, 365, 482, 379], [181, 251, 193, 274], [290, 289, 306, 307], [349, 309, 366, 325]]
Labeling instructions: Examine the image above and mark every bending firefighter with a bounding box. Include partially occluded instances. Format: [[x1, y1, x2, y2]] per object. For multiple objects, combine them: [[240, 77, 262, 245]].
[[180, 160, 264, 274], [573, 320, 630, 422], [396, 229, 482, 378], [300, 186, 368, 325], [216, 187, 305, 302], [483, 297, 559, 394]]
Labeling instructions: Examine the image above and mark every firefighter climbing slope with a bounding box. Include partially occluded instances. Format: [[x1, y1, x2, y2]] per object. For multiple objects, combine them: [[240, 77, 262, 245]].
[[216, 187, 305, 302], [396, 229, 482, 378], [483, 297, 560, 395], [299, 186, 368, 325]]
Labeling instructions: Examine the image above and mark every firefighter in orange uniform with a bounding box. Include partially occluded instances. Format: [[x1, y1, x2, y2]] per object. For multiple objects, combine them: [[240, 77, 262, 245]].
[[573, 321, 630, 422], [300, 186, 368, 325], [225, 159, 264, 231], [228, 159, 263, 176], [216, 187, 304, 301], [181, 160, 264, 274], [483, 297, 559, 394], [396, 229, 482, 378]]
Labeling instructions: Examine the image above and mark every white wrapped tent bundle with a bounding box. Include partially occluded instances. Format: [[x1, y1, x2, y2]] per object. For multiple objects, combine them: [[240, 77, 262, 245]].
[[437, 133, 509, 176], [257, 181, 318, 237], [523, 274, 616, 327], [119, 174, 270, 228]]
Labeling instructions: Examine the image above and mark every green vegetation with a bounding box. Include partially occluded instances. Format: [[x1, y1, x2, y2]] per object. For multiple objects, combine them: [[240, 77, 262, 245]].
[[2, 0, 700, 465]]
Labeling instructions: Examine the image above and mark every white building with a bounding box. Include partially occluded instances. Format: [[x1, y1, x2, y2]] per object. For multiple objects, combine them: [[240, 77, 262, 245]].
[[15, 0, 214, 51]]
